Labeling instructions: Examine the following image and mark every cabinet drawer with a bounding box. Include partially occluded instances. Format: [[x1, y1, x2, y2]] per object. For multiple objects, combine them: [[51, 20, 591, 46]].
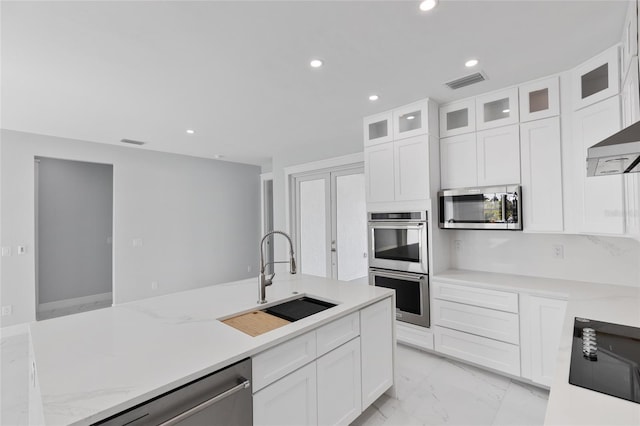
[[396, 322, 434, 350], [432, 299, 519, 344], [434, 326, 520, 376], [253, 331, 317, 392], [316, 312, 360, 357], [432, 281, 518, 313]]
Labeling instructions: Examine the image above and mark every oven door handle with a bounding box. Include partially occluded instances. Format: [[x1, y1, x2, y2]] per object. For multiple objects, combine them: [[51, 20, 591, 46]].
[[371, 270, 426, 281], [368, 222, 425, 229]]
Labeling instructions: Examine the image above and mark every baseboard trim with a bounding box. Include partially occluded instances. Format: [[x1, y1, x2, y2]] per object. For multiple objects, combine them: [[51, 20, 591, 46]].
[[38, 292, 112, 312]]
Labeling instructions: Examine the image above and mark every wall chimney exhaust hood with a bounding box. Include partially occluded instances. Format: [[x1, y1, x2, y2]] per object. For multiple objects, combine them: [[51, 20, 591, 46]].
[[587, 120, 640, 176]]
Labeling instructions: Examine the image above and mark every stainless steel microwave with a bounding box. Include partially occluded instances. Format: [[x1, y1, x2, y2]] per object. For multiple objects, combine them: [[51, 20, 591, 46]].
[[438, 185, 522, 230]]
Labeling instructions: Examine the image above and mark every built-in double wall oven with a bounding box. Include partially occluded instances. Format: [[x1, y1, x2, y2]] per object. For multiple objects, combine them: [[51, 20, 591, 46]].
[[368, 211, 430, 328]]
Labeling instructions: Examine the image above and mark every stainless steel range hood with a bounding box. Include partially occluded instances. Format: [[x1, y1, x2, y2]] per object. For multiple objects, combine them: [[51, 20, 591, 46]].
[[587, 120, 640, 176]]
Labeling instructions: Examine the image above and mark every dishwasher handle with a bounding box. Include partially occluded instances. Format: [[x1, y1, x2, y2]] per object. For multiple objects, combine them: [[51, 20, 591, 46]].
[[158, 378, 250, 426]]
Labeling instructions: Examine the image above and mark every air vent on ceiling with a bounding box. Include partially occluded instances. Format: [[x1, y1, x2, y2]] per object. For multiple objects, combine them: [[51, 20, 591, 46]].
[[120, 138, 146, 146], [445, 71, 488, 90]]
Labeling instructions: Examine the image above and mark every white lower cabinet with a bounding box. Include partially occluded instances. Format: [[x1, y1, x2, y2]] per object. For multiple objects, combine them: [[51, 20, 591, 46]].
[[317, 338, 362, 426], [520, 295, 567, 387], [360, 298, 394, 409], [254, 362, 318, 426], [396, 322, 434, 351]]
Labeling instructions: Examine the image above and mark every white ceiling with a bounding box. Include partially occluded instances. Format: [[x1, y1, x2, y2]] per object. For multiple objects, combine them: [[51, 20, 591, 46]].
[[1, 1, 629, 166]]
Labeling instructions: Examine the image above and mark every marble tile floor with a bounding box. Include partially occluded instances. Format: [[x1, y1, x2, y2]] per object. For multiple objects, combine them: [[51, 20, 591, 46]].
[[351, 344, 549, 426], [1, 330, 29, 426], [36, 299, 112, 321]]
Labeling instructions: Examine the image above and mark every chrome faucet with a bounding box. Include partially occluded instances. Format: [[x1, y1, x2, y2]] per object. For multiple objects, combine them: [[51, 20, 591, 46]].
[[258, 230, 297, 304]]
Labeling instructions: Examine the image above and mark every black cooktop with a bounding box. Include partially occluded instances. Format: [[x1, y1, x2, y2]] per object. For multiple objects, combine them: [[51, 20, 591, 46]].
[[569, 317, 640, 404]]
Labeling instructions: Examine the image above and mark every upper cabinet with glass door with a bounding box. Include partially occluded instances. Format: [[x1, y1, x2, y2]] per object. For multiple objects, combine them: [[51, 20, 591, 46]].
[[572, 45, 620, 111], [439, 99, 476, 137], [392, 99, 435, 140], [475, 87, 519, 131], [363, 111, 393, 146], [519, 75, 560, 122]]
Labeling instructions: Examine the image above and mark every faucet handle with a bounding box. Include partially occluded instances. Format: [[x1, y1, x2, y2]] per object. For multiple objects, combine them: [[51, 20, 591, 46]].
[[265, 273, 275, 286]]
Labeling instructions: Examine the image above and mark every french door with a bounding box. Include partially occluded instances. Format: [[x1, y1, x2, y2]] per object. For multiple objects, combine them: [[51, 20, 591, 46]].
[[294, 166, 367, 280]]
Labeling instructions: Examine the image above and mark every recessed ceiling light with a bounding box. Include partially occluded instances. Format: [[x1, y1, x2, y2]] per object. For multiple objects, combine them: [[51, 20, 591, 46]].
[[186, 129, 195, 134], [310, 59, 323, 68], [369, 94, 379, 101], [502, 109, 510, 113], [406, 115, 415, 120], [419, 0, 438, 12], [465, 59, 479, 68]]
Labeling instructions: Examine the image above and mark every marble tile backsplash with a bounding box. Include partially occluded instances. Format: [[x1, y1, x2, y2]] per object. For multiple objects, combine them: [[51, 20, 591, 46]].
[[449, 231, 640, 287]]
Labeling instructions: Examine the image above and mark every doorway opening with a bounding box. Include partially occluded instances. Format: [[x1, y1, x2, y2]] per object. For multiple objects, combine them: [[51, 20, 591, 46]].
[[291, 164, 367, 281], [35, 157, 114, 320]]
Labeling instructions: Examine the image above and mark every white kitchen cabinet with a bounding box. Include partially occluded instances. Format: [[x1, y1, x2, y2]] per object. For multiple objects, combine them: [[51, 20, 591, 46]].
[[431, 280, 519, 313], [439, 133, 477, 189], [316, 312, 359, 357], [253, 362, 318, 426], [360, 298, 393, 409], [620, 0, 638, 80], [394, 135, 430, 200], [439, 99, 476, 137], [393, 99, 433, 140], [317, 338, 362, 426], [364, 142, 395, 203], [396, 322, 434, 351], [519, 295, 567, 387], [477, 124, 521, 186], [572, 95, 625, 235], [476, 87, 519, 131], [621, 56, 640, 239], [363, 111, 393, 146], [520, 117, 564, 233], [572, 45, 620, 111], [519, 75, 560, 122]]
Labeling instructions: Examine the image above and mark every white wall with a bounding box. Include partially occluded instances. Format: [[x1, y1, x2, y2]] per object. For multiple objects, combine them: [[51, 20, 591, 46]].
[[450, 230, 640, 287], [37, 157, 113, 304], [0, 130, 261, 327]]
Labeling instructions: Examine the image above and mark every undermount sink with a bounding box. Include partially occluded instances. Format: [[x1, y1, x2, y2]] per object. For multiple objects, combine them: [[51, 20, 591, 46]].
[[264, 296, 336, 322], [221, 296, 337, 337]]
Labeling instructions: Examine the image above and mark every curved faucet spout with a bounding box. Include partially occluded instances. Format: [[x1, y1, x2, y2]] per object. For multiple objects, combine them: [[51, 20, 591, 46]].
[[258, 230, 297, 304]]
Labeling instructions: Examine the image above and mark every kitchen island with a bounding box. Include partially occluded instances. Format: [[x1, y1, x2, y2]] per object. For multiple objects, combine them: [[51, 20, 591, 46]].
[[27, 274, 395, 425]]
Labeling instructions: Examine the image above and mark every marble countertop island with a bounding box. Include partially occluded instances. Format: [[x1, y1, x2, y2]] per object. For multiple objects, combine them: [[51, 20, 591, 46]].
[[28, 274, 392, 426], [434, 269, 640, 426]]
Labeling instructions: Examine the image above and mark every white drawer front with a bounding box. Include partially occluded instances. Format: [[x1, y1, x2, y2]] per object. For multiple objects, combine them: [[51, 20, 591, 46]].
[[432, 281, 519, 313], [434, 326, 520, 376], [396, 322, 434, 350], [316, 312, 360, 357], [433, 299, 519, 344], [253, 331, 317, 392]]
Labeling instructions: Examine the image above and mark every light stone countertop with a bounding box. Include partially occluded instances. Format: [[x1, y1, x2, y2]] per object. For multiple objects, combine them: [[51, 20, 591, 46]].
[[28, 274, 393, 426], [433, 269, 640, 426]]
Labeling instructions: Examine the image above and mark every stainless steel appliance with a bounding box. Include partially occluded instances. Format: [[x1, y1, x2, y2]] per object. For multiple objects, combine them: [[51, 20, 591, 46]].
[[438, 185, 522, 230], [587, 120, 640, 176], [369, 268, 430, 328], [569, 318, 640, 404], [368, 211, 429, 274], [95, 358, 252, 425]]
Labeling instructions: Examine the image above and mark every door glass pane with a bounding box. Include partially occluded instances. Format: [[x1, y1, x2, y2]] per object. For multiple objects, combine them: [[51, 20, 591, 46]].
[[483, 98, 510, 122], [368, 120, 388, 140], [446, 108, 469, 130], [398, 110, 422, 133], [336, 173, 367, 281], [373, 276, 421, 315], [529, 88, 549, 113], [582, 63, 609, 99], [299, 179, 327, 277], [373, 228, 421, 262]]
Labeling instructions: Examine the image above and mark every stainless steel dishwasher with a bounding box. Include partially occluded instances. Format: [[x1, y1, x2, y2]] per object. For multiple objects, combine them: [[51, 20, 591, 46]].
[[94, 358, 252, 426]]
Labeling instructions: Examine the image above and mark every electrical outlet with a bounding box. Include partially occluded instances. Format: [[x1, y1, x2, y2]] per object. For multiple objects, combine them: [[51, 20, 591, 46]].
[[1, 305, 13, 316], [552, 244, 564, 259], [151, 281, 158, 290], [454, 240, 462, 252], [17, 246, 26, 255], [247, 265, 252, 273], [1, 247, 11, 257]]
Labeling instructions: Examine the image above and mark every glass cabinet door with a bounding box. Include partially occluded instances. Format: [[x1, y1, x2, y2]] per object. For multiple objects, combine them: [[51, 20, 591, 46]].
[[475, 87, 519, 130], [572, 45, 620, 111], [363, 111, 393, 146], [392, 100, 430, 139], [519, 75, 560, 122], [439, 99, 476, 137]]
